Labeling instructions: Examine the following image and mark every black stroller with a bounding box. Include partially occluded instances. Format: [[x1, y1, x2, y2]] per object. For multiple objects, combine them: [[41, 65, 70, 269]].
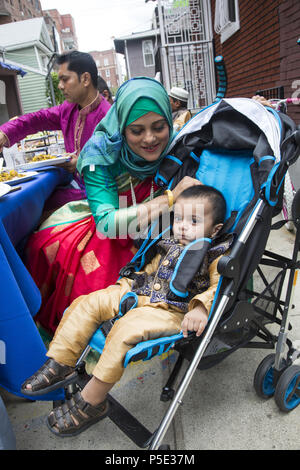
[[54, 98, 300, 450]]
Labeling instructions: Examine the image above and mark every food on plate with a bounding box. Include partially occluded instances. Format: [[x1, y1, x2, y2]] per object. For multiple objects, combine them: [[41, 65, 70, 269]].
[[0, 169, 26, 182], [22, 141, 47, 151], [29, 153, 72, 162], [31, 154, 57, 162], [25, 131, 49, 139]]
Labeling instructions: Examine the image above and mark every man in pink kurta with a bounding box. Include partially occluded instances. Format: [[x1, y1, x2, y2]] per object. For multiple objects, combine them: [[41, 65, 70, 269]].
[[0, 51, 111, 207]]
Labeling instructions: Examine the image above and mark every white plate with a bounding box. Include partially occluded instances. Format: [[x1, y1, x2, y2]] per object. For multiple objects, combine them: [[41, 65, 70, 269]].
[[0, 182, 13, 198], [0, 171, 39, 186], [0, 183, 23, 198], [18, 155, 72, 170]]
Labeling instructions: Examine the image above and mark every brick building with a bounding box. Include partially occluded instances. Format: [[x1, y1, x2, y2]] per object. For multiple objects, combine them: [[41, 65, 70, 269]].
[[0, 0, 42, 25], [43, 9, 78, 52], [0, 3, 78, 53], [89, 49, 121, 91], [211, 0, 300, 123]]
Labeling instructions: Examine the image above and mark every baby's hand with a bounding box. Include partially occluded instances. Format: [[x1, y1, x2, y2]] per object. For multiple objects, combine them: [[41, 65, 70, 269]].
[[181, 305, 208, 338]]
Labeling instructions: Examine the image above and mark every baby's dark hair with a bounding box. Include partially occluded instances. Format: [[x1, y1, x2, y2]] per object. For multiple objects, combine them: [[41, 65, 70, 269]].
[[176, 185, 227, 225]]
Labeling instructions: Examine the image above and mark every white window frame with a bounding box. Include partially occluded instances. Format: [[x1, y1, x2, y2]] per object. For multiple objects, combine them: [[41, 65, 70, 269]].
[[105, 69, 110, 78], [142, 40, 154, 67], [214, 0, 240, 43]]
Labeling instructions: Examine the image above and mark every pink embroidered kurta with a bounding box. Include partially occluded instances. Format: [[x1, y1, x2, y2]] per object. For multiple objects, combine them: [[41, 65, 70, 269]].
[[0, 95, 111, 206]]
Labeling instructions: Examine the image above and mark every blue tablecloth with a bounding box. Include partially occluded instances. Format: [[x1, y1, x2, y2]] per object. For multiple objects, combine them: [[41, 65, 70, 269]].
[[0, 168, 72, 401]]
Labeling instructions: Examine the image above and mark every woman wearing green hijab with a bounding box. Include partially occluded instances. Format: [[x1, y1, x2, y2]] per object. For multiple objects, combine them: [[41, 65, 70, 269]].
[[26, 77, 200, 334], [77, 76, 174, 237]]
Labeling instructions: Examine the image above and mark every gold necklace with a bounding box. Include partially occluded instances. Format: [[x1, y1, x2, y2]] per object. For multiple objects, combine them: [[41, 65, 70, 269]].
[[130, 176, 154, 207]]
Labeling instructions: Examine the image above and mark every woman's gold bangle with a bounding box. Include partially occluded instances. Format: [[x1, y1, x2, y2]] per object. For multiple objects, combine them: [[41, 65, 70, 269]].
[[164, 189, 174, 209]]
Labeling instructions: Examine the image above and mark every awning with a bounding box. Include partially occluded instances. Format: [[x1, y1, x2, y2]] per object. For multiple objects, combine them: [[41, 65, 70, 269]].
[[0, 60, 27, 77]]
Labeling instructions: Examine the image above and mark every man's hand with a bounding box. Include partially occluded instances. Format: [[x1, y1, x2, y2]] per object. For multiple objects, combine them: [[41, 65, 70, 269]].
[[0, 131, 8, 152], [56, 153, 78, 173], [181, 304, 208, 338]]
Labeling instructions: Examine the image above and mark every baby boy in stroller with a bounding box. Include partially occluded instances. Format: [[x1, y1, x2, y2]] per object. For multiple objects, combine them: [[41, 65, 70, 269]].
[[20, 97, 300, 449], [21, 184, 233, 437]]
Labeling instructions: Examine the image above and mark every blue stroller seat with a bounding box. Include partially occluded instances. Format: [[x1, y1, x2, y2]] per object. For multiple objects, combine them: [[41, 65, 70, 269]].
[[56, 99, 300, 449], [86, 144, 256, 367], [85, 98, 296, 367]]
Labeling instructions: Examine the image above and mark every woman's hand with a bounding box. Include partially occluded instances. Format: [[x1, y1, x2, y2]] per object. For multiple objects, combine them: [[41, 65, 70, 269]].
[[136, 177, 202, 231], [172, 176, 202, 202], [181, 304, 208, 338]]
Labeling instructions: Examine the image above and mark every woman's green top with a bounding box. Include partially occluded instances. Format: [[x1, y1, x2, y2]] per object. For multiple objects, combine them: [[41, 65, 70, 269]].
[[83, 163, 160, 238], [77, 77, 173, 237]]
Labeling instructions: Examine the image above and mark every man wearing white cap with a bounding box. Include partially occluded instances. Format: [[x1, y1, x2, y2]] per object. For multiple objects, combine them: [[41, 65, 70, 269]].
[[168, 86, 192, 131]]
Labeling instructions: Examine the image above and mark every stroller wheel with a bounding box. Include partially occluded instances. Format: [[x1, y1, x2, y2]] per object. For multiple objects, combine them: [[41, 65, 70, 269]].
[[274, 365, 300, 412], [253, 354, 276, 398]]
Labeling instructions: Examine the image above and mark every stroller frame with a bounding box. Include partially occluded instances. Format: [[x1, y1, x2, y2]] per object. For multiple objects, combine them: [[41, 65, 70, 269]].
[[55, 99, 300, 449], [69, 197, 299, 450]]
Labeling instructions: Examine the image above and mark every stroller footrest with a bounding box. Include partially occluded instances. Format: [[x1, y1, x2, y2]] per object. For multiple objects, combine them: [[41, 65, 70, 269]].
[[107, 394, 152, 448], [123, 333, 184, 367]]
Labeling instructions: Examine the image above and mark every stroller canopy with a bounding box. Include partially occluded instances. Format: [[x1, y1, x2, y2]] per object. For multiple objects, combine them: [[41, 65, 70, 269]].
[[155, 98, 298, 231], [168, 98, 283, 161]]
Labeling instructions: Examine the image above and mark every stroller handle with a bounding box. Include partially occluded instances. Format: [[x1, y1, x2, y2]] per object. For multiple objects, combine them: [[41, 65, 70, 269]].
[[214, 55, 227, 102]]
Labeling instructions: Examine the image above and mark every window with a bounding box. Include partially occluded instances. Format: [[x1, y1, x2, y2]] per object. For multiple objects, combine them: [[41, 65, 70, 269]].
[[63, 40, 75, 51], [255, 86, 284, 100], [214, 0, 240, 43], [41, 55, 48, 70], [142, 40, 154, 67], [105, 69, 110, 78], [104, 58, 109, 66]]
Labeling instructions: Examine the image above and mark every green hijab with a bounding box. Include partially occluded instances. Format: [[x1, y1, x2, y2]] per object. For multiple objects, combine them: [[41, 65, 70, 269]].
[[77, 77, 173, 179]]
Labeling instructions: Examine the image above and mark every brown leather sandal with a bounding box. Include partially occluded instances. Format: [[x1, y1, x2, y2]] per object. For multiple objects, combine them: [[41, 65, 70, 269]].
[[46, 391, 109, 437], [21, 358, 77, 397]]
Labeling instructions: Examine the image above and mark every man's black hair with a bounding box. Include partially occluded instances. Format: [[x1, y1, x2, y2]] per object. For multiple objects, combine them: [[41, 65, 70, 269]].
[[178, 99, 188, 107], [175, 98, 188, 108], [56, 51, 98, 88], [97, 75, 112, 99], [170, 96, 188, 108], [177, 185, 227, 225]]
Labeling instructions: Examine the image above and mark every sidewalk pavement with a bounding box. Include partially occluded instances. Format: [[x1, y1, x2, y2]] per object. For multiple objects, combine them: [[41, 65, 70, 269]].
[[1, 217, 299, 450]]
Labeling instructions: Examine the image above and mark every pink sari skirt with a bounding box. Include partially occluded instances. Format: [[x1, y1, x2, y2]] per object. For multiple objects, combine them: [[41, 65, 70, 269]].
[[25, 181, 155, 335]]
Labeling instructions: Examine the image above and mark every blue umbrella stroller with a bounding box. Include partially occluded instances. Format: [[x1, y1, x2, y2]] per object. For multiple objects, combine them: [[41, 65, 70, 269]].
[[50, 98, 300, 449]]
